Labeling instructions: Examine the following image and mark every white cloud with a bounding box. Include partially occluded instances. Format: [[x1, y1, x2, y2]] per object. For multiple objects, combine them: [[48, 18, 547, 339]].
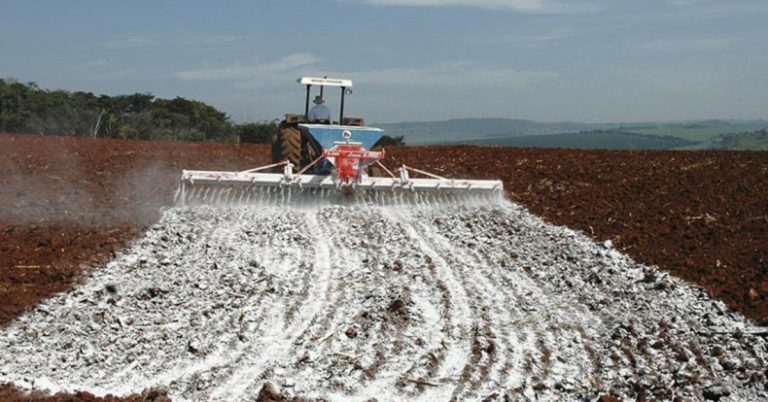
[[174, 53, 320, 82], [105, 34, 248, 50], [474, 28, 574, 47], [337, 61, 553, 88], [638, 37, 739, 52], [106, 36, 153, 49], [69, 59, 135, 81], [82, 69, 136, 81], [346, 0, 543, 11], [340, 0, 598, 13], [85, 59, 109, 67], [199, 35, 243, 45], [175, 55, 552, 90]]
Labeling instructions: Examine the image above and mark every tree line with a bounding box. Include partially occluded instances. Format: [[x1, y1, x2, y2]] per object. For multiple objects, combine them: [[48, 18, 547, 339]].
[[0, 79, 276, 143], [711, 129, 768, 150], [0, 79, 405, 146]]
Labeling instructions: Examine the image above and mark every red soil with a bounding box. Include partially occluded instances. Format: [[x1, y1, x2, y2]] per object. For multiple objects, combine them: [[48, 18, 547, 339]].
[[0, 133, 270, 325], [0, 384, 170, 402]]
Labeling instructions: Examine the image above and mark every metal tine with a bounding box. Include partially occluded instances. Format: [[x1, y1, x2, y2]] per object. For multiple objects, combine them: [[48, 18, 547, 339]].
[[203, 187, 211, 203], [185, 186, 194, 205], [203, 186, 210, 204]]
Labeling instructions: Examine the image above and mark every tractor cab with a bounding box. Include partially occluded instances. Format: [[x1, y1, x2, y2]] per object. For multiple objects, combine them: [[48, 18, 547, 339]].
[[273, 76, 382, 173], [297, 76, 361, 126]]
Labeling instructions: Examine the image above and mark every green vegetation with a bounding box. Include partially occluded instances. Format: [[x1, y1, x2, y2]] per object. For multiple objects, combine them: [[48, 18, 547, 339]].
[[378, 118, 607, 145], [382, 118, 766, 150], [630, 122, 767, 149], [710, 129, 768, 150], [237, 120, 279, 143], [2, 79, 763, 150], [632, 127, 734, 147], [375, 135, 406, 147], [468, 130, 698, 150], [0, 78, 275, 143]]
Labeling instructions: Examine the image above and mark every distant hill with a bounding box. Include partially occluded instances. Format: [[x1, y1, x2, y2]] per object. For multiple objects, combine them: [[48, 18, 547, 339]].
[[377, 118, 610, 145], [630, 120, 768, 150], [376, 118, 768, 150], [710, 129, 768, 150], [466, 130, 698, 150]]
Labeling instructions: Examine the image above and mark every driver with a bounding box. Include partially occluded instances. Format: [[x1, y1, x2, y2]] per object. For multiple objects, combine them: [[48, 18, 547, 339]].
[[307, 95, 331, 123]]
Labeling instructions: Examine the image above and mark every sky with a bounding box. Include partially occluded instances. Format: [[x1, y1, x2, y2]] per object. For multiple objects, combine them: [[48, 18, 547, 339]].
[[1, 0, 766, 123]]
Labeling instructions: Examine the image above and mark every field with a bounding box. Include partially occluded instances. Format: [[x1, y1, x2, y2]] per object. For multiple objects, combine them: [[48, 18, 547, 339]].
[[0, 133, 766, 401], [629, 127, 736, 150], [468, 130, 697, 149]]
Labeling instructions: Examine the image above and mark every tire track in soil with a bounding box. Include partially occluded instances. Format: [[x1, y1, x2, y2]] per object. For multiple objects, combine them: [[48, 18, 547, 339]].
[[408, 207, 552, 400], [419, 209, 569, 398], [234, 209, 336, 400], [308, 207, 452, 398], [276, 208, 383, 394], [310, 208, 396, 393], [483, 209, 618, 396], [288, 210, 345, 347], [254, 207, 394, 396], [383, 207, 474, 401], [129, 207, 309, 400], [395, 254, 454, 395], [152, 208, 293, 399], [406, 213, 505, 400], [208, 209, 333, 401], [165, 208, 297, 395], [428, 206, 600, 396], [483, 203, 609, 379], [433, 217, 552, 394]]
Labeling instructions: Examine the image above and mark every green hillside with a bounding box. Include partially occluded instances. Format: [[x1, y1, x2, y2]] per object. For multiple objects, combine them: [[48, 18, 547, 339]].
[[709, 129, 768, 150], [380, 118, 767, 150], [377, 118, 609, 145], [462, 130, 698, 150]]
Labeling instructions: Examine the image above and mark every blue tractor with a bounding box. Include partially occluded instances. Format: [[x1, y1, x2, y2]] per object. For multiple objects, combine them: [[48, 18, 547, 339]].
[[176, 77, 503, 205], [272, 76, 384, 175]]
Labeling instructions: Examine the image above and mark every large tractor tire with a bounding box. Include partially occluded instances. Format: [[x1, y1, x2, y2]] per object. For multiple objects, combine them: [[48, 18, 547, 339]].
[[273, 124, 302, 167]]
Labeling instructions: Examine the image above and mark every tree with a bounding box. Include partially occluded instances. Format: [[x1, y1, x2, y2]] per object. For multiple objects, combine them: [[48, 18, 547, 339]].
[[238, 121, 278, 143], [376, 135, 406, 147], [0, 78, 241, 142]]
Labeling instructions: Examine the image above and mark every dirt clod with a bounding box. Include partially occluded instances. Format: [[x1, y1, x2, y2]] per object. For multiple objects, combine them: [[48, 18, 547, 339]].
[[388, 299, 407, 316], [345, 327, 358, 339]]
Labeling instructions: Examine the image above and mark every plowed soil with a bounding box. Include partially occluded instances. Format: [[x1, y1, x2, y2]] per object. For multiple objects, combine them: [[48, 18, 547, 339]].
[[1, 132, 766, 402], [0, 134, 270, 325], [388, 147, 768, 324]]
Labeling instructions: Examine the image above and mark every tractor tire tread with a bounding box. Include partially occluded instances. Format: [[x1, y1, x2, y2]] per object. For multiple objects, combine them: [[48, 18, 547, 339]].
[[277, 126, 302, 167]]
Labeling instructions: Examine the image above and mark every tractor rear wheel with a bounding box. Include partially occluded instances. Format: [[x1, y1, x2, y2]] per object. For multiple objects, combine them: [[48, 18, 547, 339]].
[[274, 124, 302, 167]]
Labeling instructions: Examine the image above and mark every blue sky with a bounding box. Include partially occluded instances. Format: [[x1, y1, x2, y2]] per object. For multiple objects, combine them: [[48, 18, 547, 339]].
[[1, 0, 766, 123]]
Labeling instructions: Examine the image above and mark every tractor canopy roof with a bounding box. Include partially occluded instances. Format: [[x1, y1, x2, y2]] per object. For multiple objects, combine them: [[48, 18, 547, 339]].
[[298, 76, 353, 88]]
